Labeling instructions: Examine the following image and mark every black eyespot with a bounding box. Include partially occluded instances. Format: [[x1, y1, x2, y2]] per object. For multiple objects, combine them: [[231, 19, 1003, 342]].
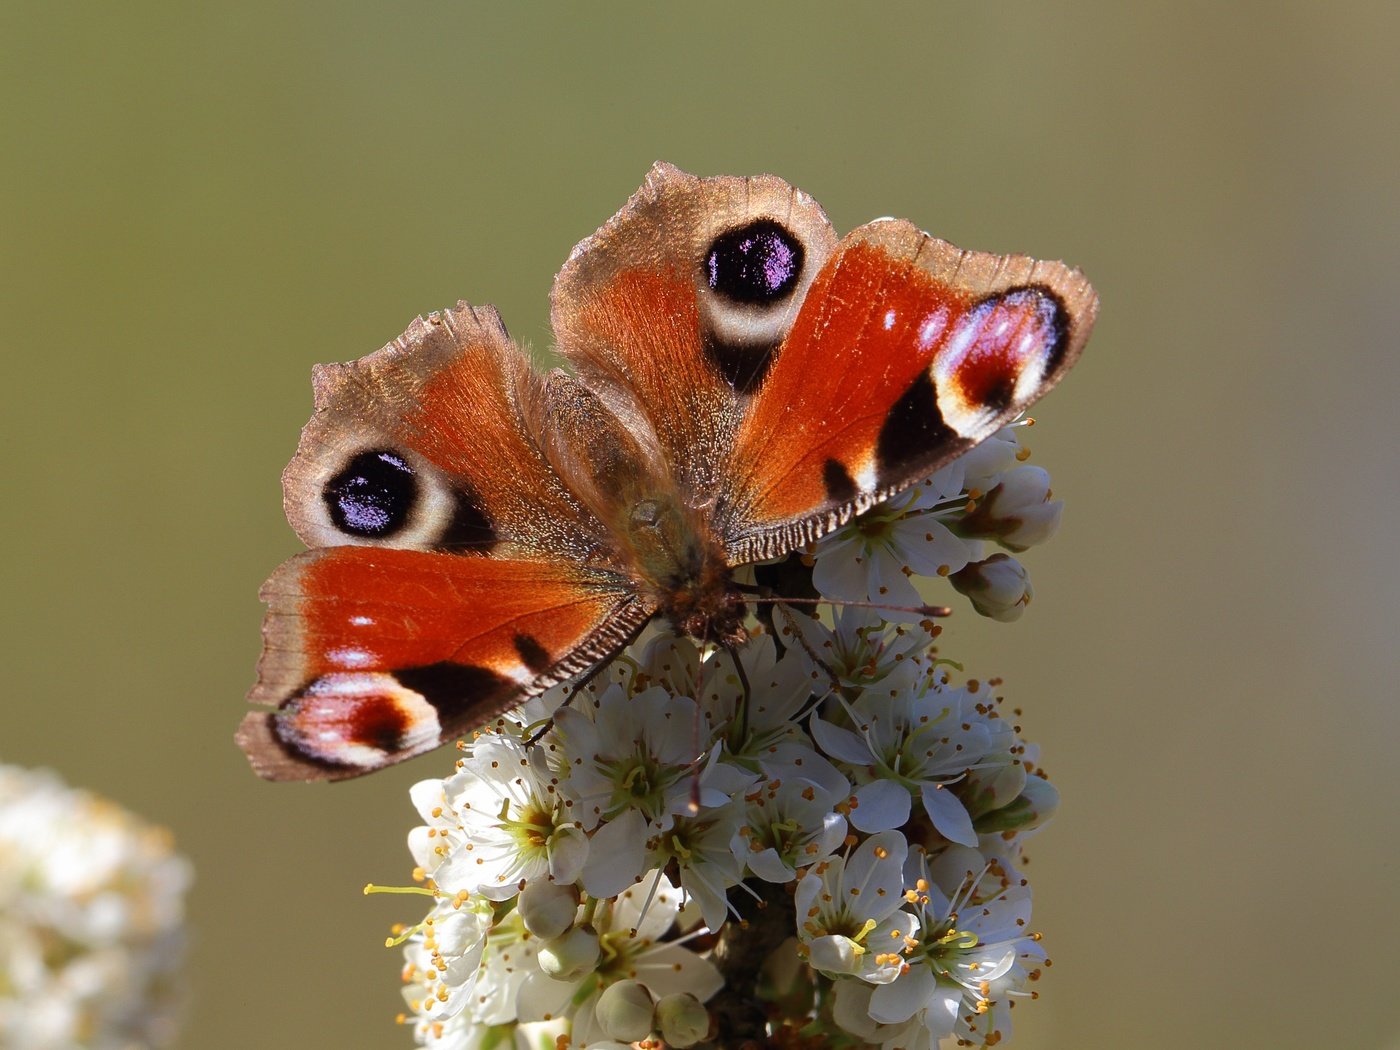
[[323, 449, 418, 538], [705, 220, 804, 304]]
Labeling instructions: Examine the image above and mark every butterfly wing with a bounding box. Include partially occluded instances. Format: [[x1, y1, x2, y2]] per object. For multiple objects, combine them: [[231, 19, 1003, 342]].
[[239, 548, 647, 781], [243, 302, 650, 781], [714, 219, 1098, 562], [550, 162, 838, 504]]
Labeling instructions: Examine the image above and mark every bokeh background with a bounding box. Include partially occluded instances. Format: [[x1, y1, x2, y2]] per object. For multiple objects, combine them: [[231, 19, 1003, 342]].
[[3, 4, 1397, 1047]]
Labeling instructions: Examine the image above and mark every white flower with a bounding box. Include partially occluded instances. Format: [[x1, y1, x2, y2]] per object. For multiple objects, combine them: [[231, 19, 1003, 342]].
[[518, 872, 722, 1046], [864, 854, 1045, 1048], [731, 769, 850, 883], [811, 479, 980, 616], [411, 734, 589, 901], [472, 912, 544, 1025], [546, 681, 740, 898], [788, 606, 937, 691], [795, 831, 916, 984], [932, 424, 1024, 497], [401, 899, 492, 1031], [0, 765, 191, 1050], [646, 801, 746, 933], [692, 632, 824, 764], [956, 465, 1063, 551], [813, 665, 1022, 848], [553, 684, 707, 832]]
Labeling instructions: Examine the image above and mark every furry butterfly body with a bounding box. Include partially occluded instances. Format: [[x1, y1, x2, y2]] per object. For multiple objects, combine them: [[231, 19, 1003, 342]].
[[238, 163, 1098, 781]]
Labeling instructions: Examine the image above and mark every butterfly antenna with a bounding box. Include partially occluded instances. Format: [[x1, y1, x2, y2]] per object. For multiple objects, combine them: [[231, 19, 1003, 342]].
[[745, 594, 952, 618]]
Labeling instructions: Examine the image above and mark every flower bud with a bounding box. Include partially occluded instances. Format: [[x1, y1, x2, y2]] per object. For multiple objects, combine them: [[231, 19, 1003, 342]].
[[957, 465, 1062, 551], [654, 992, 710, 1048], [949, 554, 1033, 622], [535, 924, 599, 981], [517, 880, 578, 940], [958, 754, 1027, 821], [974, 773, 1061, 834], [595, 979, 655, 1043]]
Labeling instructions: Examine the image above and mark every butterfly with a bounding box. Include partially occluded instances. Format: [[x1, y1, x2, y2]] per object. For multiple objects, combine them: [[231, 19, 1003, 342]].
[[237, 162, 1098, 781]]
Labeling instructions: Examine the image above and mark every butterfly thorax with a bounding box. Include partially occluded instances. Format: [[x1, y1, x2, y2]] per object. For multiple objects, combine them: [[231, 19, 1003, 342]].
[[624, 496, 747, 645]]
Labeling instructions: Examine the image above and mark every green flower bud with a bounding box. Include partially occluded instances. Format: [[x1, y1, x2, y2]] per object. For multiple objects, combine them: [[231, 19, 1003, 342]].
[[517, 880, 579, 940], [655, 992, 710, 1048], [536, 924, 599, 981], [596, 979, 655, 1043], [974, 773, 1061, 834]]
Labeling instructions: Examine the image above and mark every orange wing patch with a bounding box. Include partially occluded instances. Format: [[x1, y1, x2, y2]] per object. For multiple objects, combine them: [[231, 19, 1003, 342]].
[[239, 548, 649, 781]]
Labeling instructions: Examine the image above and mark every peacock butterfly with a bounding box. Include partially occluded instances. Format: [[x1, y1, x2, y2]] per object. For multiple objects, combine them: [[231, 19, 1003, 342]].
[[237, 162, 1098, 781]]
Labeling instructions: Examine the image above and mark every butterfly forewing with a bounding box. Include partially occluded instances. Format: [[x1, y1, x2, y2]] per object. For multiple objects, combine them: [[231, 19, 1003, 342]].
[[715, 220, 1098, 563]]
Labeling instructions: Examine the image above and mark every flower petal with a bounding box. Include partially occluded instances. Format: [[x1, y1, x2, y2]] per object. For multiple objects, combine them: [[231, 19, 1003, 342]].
[[921, 783, 978, 847]]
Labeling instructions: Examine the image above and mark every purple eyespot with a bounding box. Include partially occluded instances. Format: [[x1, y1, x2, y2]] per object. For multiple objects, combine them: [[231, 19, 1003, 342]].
[[323, 449, 417, 538], [705, 220, 803, 305]]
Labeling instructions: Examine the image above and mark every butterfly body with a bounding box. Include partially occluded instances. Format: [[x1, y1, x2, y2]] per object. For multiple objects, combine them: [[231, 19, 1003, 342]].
[[239, 163, 1097, 781]]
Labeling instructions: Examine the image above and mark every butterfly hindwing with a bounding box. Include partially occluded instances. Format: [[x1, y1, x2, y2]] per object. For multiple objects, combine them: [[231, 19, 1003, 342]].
[[716, 219, 1099, 562], [239, 548, 649, 781], [550, 162, 838, 503]]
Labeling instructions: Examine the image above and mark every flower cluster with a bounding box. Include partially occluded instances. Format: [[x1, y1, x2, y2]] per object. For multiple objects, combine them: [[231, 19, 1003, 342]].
[[392, 423, 1062, 1049], [0, 765, 192, 1049]]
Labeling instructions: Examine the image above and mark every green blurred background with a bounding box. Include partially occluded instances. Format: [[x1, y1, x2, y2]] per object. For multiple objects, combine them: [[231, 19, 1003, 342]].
[[3, 3, 1397, 1047]]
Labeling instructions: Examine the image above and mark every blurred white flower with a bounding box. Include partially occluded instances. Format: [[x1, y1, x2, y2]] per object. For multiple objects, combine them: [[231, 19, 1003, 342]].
[[0, 765, 191, 1050], [400, 898, 492, 1032]]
